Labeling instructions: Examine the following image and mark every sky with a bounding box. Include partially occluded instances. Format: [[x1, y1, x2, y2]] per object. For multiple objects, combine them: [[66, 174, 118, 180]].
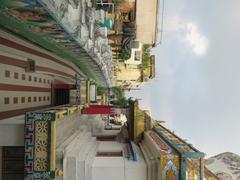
[[126, 0, 240, 157]]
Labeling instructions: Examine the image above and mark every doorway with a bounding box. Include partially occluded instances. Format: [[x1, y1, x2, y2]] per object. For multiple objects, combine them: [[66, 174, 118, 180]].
[[2, 146, 24, 180], [54, 88, 70, 106]]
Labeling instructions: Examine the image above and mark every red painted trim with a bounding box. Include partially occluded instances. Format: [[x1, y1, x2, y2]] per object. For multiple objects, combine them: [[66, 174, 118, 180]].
[[36, 66, 74, 79], [0, 83, 51, 92], [0, 105, 51, 120], [96, 152, 123, 157], [81, 105, 114, 114], [0, 55, 27, 68], [54, 84, 75, 89], [0, 37, 78, 74], [0, 55, 74, 79]]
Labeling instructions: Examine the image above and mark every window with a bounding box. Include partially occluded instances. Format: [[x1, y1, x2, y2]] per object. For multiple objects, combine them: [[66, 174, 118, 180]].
[[39, 97, 42, 102], [5, 70, 10, 78], [21, 97, 25, 103], [34, 77, 37, 82], [43, 96, 46, 101], [28, 97, 31, 102], [4, 97, 9, 104], [14, 72, 18, 79], [13, 97, 18, 104], [2, 147, 24, 180], [43, 79, 46, 83], [34, 97, 37, 102], [26, 59, 35, 72], [134, 51, 141, 61], [39, 78, 42, 83], [28, 75, 32, 81], [22, 74, 26, 80]]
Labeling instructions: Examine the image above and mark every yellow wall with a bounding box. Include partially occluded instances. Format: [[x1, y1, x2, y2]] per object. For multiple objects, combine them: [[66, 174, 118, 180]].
[[133, 102, 145, 143], [116, 63, 141, 87]]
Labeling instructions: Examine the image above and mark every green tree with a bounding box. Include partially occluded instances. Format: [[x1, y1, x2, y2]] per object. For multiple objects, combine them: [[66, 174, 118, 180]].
[[119, 49, 131, 60], [97, 86, 103, 96], [138, 44, 151, 70], [111, 86, 129, 107]]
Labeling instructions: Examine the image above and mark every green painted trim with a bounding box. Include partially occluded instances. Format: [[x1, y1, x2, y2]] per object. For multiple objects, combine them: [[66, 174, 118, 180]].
[[153, 126, 204, 158], [153, 127, 182, 154], [180, 156, 187, 180]]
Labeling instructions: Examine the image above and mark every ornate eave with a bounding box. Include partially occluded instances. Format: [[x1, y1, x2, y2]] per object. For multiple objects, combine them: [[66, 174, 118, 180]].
[[0, 0, 114, 87]]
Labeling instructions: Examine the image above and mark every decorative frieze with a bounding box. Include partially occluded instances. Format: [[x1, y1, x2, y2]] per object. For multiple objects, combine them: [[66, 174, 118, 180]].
[[24, 112, 56, 180]]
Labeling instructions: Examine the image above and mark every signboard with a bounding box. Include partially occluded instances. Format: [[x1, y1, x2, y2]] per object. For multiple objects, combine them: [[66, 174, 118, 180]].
[[90, 83, 97, 102]]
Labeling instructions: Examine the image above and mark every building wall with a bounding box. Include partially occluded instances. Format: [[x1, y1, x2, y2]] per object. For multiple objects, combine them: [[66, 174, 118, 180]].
[[0, 29, 84, 119], [124, 42, 142, 66], [116, 64, 141, 87], [0, 64, 52, 112], [0, 147, 2, 180], [134, 103, 145, 143], [135, 0, 159, 45]]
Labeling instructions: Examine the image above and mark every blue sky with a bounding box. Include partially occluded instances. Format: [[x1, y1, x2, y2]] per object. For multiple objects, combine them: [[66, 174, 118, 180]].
[[126, 0, 240, 157]]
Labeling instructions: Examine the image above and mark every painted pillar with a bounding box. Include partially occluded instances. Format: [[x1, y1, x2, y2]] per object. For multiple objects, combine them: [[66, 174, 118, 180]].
[[200, 157, 204, 180], [24, 112, 56, 180], [75, 74, 81, 105], [180, 156, 187, 180]]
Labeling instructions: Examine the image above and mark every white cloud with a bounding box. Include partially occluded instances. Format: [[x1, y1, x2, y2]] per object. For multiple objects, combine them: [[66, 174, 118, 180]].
[[183, 23, 209, 56], [163, 15, 208, 56]]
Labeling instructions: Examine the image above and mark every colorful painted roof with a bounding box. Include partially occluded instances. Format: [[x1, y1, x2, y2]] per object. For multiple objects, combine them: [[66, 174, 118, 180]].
[[153, 124, 204, 158], [146, 130, 172, 154]]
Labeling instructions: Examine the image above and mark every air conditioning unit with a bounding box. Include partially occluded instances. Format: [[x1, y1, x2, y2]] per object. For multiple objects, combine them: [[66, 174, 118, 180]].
[[26, 59, 35, 72]]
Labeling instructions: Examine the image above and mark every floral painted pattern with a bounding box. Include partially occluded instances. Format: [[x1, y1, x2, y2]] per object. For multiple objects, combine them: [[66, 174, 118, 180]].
[[148, 131, 172, 153]]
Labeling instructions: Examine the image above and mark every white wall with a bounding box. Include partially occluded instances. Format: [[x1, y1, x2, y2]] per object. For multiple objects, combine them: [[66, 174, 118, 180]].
[[135, 0, 159, 45], [124, 42, 142, 66], [0, 147, 2, 180], [92, 157, 124, 180], [0, 124, 24, 146]]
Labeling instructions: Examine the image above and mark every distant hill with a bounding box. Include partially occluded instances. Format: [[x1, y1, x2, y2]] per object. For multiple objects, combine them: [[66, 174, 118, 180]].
[[206, 152, 240, 180]]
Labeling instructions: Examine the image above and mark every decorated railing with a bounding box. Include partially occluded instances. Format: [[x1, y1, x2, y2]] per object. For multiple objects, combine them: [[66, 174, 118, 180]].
[[24, 105, 80, 180]]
